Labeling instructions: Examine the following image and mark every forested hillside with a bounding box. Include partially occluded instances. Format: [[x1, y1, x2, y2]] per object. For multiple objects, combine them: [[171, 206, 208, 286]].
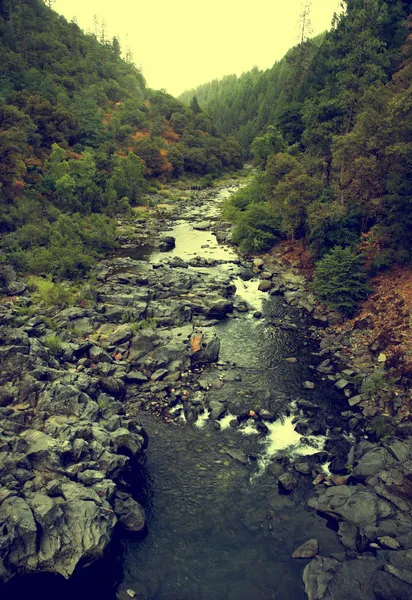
[[184, 0, 412, 315], [0, 0, 242, 281]]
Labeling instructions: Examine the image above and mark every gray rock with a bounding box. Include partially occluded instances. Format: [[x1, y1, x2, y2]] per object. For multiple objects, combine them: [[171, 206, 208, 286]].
[[292, 539, 319, 558], [209, 400, 226, 420], [373, 570, 412, 600], [89, 345, 112, 363], [258, 280, 272, 292], [225, 448, 248, 465], [304, 381, 316, 390], [114, 496, 145, 532], [125, 371, 148, 383], [295, 462, 311, 475], [335, 379, 349, 389], [111, 428, 143, 457], [308, 485, 379, 530], [303, 556, 378, 600], [379, 536, 401, 550], [279, 472, 298, 491], [106, 325, 133, 347], [193, 221, 211, 230], [190, 330, 220, 365]]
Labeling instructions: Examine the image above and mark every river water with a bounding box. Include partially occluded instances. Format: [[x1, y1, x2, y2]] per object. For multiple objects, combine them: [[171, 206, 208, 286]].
[[3, 184, 348, 600]]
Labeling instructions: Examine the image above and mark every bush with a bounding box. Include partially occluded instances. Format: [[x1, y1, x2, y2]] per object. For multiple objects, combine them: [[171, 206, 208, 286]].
[[0, 261, 15, 293], [313, 246, 370, 315], [231, 203, 281, 253], [28, 277, 73, 308], [4, 213, 116, 280]]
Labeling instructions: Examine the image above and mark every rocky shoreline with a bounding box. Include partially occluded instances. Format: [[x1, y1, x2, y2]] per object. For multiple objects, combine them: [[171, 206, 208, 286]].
[[1, 179, 412, 599]]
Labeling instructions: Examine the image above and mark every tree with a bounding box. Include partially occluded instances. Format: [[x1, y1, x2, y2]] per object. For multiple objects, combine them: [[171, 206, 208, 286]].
[[250, 126, 286, 167], [313, 246, 370, 315], [298, 1, 313, 45], [0, 101, 33, 193], [110, 152, 146, 204], [190, 95, 202, 115]]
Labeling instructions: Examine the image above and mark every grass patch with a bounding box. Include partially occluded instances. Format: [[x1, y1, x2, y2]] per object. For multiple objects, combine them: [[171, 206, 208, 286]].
[[44, 334, 63, 356], [130, 318, 157, 334], [28, 277, 73, 308]]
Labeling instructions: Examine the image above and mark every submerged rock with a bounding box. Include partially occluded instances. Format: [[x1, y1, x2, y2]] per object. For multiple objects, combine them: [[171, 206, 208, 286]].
[[292, 539, 319, 559], [278, 472, 298, 492]]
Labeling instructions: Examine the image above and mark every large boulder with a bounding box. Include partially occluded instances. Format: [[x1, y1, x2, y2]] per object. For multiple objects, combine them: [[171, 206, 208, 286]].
[[190, 330, 220, 365]]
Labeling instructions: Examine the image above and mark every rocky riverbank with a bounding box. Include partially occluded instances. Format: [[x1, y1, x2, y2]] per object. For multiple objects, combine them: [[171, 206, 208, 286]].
[[1, 179, 412, 599], [245, 244, 412, 599], [0, 181, 244, 585]]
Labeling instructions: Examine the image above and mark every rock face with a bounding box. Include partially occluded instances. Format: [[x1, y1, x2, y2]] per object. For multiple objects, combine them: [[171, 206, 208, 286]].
[[0, 315, 148, 582], [0, 205, 236, 583]]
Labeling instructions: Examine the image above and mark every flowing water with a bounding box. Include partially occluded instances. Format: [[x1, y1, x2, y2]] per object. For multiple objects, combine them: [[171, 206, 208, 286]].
[[3, 184, 347, 600], [116, 185, 346, 599]]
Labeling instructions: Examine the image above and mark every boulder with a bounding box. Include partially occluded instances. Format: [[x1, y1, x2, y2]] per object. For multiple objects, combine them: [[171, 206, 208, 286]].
[[158, 236, 175, 251], [209, 400, 226, 420], [190, 330, 220, 365], [258, 280, 272, 292], [114, 495, 145, 532]]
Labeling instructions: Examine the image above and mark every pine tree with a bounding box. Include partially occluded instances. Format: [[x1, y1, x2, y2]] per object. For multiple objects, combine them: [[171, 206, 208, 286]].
[[190, 96, 201, 114], [313, 246, 370, 315]]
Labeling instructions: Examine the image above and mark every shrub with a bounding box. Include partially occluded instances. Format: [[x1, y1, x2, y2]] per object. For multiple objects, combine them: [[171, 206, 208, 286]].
[[0, 261, 15, 293], [313, 246, 370, 315], [366, 415, 394, 441], [28, 277, 73, 308], [231, 203, 281, 253], [361, 369, 386, 397], [44, 334, 63, 356]]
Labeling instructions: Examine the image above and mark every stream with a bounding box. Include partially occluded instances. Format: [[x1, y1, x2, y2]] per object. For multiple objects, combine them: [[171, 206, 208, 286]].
[[3, 183, 349, 600]]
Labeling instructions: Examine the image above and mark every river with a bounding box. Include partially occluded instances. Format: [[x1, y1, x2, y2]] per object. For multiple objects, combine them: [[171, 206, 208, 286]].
[[2, 183, 349, 600]]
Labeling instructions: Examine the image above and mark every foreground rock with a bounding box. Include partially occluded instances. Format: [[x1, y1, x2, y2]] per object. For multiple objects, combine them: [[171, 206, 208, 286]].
[[0, 315, 150, 582]]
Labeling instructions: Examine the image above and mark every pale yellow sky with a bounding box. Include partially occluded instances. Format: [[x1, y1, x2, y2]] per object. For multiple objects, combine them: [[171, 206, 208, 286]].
[[53, 0, 342, 96]]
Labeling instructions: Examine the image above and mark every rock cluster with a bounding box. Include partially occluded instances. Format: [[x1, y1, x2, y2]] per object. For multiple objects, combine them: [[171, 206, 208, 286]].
[[0, 224, 236, 581]]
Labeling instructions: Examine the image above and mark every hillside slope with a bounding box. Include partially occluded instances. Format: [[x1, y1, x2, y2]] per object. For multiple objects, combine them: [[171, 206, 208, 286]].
[[0, 0, 242, 280]]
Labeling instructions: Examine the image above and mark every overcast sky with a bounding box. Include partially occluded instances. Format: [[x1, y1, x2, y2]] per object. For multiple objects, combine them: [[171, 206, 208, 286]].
[[53, 0, 342, 96]]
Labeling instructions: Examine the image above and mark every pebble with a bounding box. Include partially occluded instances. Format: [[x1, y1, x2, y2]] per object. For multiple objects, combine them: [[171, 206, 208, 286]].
[[303, 381, 316, 389]]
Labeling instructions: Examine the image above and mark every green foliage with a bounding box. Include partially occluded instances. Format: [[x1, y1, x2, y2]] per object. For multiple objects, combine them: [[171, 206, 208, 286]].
[[130, 318, 157, 334], [313, 246, 370, 315], [44, 334, 64, 356], [250, 126, 287, 168], [0, 0, 243, 283], [360, 368, 387, 397], [6, 213, 116, 280], [224, 178, 281, 253], [110, 152, 146, 204], [0, 259, 15, 293], [179, 1, 411, 265], [366, 415, 394, 441], [28, 277, 73, 308]]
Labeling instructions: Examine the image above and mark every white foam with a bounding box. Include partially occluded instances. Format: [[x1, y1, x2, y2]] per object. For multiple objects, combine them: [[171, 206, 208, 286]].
[[194, 409, 211, 429], [254, 415, 327, 475], [218, 412, 236, 431], [169, 403, 186, 422], [238, 420, 260, 435], [232, 276, 266, 312], [264, 415, 326, 457]]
